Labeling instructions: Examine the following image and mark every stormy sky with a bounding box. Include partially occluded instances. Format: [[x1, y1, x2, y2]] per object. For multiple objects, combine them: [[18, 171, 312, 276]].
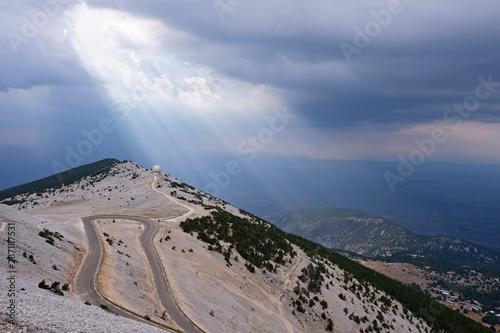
[[1, 0, 500, 190]]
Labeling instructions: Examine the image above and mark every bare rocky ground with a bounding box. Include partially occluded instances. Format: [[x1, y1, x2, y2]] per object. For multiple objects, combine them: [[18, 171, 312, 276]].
[[1, 161, 432, 332], [156, 219, 430, 333], [95, 218, 177, 329], [155, 221, 297, 333], [0, 205, 169, 333], [354, 259, 428, 286]]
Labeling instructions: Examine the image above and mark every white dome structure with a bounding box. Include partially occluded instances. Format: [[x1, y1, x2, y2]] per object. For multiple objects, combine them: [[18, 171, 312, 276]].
[[152, 165, 161, 174]]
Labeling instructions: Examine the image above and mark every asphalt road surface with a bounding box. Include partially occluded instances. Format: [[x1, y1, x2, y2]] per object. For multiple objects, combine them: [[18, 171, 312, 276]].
[[76, 215, 203, 333]]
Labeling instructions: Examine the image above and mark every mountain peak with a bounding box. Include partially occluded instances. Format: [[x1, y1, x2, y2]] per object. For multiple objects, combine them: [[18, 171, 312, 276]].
[[0, 158, 122, 202], [0, 160, 492, 333]]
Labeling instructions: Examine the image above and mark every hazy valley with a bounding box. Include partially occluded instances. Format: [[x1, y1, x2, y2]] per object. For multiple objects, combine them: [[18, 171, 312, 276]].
[[267, 208, 500, 330]]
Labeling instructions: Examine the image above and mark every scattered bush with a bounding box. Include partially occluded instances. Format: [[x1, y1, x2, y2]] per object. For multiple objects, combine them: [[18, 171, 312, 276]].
[[28, 254, 36, 265], [38, 279, 49, 290], [245, 263, 255, 273], [38, 279, 64, 296], [180, 210, 294, 272], [326, 318, 333, 331], [38, 229, 63, 246]]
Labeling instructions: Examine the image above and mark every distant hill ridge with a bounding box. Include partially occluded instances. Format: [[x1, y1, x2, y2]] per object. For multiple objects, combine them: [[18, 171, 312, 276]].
[[267, 208, 500, 270], [0, 158, 121, 202]]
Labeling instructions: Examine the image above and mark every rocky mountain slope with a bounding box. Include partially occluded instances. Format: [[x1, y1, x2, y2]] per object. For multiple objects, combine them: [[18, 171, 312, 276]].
[[267, 208, 500, 269], [0, 203, 169, 333], [0, 159, 491, 332]]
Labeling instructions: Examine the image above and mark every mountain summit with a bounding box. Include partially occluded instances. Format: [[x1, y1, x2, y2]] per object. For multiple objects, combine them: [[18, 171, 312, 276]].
[[0, 159, 490, 332]]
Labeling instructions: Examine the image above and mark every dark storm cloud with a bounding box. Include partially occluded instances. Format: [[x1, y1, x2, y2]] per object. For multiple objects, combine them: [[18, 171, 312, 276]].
[[82, 0, 500, 128], [0, 1, 94, 91], [1, 0, 499, 178]]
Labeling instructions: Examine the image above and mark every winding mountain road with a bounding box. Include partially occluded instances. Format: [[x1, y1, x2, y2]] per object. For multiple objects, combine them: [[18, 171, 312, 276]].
[[150, 176, 196, 222], [75, 215, 203, 333]]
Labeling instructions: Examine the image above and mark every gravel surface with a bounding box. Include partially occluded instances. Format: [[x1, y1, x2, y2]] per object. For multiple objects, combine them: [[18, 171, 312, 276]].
[[95, 218, 175, 327], [0, 282, 170, 333]]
